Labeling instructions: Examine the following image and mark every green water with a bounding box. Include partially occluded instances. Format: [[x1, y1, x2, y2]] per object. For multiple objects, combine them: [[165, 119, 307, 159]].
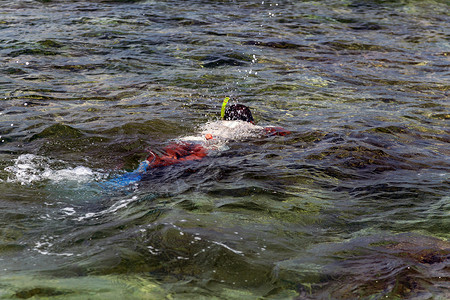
[[0, 0, 449, 299]]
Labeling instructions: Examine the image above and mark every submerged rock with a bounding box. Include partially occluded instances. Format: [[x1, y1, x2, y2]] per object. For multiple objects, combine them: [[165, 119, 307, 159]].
[[273, 233, 449, 299]]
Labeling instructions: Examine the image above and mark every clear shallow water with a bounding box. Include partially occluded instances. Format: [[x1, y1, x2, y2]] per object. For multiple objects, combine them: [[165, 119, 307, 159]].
[[0, 0, 449, 299]]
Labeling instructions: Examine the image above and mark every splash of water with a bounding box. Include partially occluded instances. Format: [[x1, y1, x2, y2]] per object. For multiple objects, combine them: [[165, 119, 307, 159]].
[[4, 154, 106, 185], [180, 120, 264, 151]]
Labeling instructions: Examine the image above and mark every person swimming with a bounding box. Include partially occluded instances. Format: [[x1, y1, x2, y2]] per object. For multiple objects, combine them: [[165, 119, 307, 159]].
[[103, 98, 289, 187], [146, 100, 289, 168]]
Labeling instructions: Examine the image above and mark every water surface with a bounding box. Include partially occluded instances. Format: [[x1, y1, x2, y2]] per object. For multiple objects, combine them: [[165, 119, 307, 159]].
[[0, 0, 449, 299]]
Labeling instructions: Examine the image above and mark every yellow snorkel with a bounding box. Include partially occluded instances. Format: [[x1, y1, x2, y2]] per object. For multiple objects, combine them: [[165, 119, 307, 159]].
[[220, 97, 230, 119]]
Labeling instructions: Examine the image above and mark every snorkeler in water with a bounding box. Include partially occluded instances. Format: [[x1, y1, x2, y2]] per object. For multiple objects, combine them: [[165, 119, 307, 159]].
[[145, 98, 290, 168], [104, 98, 290, 187]]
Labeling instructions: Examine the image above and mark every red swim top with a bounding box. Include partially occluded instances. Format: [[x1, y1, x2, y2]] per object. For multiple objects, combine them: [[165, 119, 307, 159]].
[[147, 142, 208, 168], [146, 126, 290, 168]]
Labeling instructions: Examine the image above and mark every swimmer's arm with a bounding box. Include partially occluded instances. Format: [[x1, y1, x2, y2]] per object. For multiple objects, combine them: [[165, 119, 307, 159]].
[[264, 126, 291, 136]]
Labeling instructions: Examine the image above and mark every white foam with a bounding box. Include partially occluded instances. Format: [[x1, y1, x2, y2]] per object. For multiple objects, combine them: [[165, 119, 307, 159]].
[[75, 195, 138, 221], [201, 120, 263, 140], [42, 166, 98, 183], [180, 120, 264, 150], [4, 154, 105, 185], [211, 241, 244, 255], [61, 207, 76, 216], [33, 239, 74, 257]]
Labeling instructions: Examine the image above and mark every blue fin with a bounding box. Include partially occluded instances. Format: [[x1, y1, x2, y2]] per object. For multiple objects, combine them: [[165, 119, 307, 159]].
[[100, 160, 149, 189]]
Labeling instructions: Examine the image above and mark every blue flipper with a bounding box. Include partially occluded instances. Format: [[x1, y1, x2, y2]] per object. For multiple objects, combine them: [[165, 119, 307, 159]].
[[100, 160, 149, 189]]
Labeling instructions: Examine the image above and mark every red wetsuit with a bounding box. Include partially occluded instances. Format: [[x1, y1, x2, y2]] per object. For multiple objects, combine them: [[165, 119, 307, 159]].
[[146, 127, 290, 168], [147, 142, 208, 168]]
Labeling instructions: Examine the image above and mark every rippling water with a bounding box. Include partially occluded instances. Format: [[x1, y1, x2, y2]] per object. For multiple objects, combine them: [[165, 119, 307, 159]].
[[0, 0, 449, 299]]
